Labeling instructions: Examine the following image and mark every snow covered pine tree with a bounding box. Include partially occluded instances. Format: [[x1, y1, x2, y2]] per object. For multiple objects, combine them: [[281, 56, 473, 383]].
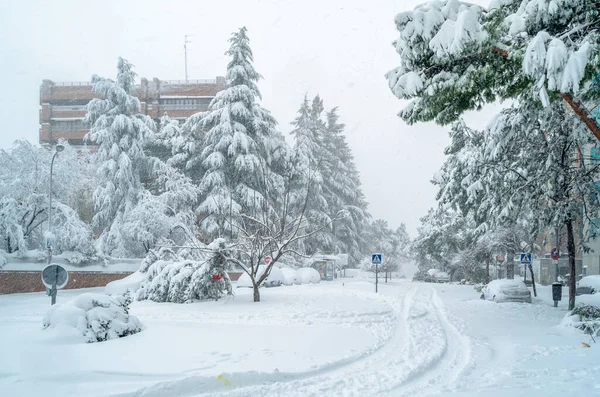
[[85, 57, 156, 257], [187, 27, 288, 239]]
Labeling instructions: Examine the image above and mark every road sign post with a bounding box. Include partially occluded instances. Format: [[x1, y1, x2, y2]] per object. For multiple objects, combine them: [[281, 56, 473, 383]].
[[371, 254, 382, 293], [42, 264, 68, 305], [520, 253, 532, 283]]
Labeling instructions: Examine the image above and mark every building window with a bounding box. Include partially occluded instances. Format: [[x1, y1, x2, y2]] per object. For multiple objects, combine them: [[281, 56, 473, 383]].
[[51, 119, 87, 131], [158, 98, 212, 107]]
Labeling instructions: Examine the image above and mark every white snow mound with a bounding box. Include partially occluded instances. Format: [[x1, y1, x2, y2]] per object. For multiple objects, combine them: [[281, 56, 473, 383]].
[[296, 267, 321, 284], [237, 265, 285, 288], [43, 292, 141, 343], [105, 271, 146, 296], [343, 268, 361, 278]]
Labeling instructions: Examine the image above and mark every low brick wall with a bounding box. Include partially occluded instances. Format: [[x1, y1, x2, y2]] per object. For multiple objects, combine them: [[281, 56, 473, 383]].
[[1, 271, 244, 295], [0, 271, 132, 295]]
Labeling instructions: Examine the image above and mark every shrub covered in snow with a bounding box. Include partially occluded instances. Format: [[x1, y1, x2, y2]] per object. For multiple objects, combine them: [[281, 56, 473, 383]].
[[237, 265, 285, 288], [563, 303, 600, 340], [43, 292, 141, 343], [0, 249, 6, 269], [137, 239, 233, 303], [296, 267, 321, 284]]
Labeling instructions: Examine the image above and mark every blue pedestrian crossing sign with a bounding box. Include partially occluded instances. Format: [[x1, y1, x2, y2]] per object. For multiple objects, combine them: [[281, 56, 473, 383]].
[[520, 253, 532, 265], [371, 253, 382, 264]]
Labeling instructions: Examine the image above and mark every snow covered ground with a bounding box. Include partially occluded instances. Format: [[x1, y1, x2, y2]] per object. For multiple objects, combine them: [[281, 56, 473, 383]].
[[0, 280, 598, 397]]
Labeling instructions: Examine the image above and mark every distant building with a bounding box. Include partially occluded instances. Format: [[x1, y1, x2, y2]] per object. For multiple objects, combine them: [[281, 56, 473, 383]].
[[39, 77, 227, 147], [582, 144, 600, 276]]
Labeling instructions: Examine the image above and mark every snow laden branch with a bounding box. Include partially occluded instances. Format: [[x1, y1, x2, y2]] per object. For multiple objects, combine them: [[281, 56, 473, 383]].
[[386, 0, 600, 141]]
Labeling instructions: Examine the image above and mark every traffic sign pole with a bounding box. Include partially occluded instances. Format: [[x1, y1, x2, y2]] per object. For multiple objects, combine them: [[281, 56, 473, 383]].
[[51, 265, 58, 305], [375, 263, 378, 293], [371, 254, 382, 293], [42, 264, 68, 306]]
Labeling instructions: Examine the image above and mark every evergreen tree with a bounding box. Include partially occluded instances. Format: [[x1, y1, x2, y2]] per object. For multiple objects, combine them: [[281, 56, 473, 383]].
[[85, 57, 156, 256], [322, 107, 369, 263], [385, 0, 600, 137], [189, 27, 288, 239], [145, 114, 185, 166], [290, 96, 333, 255], [433, 94, 600, 307]]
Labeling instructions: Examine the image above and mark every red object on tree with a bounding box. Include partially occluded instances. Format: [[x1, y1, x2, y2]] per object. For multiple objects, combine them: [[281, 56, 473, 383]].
[[212, 274, 222, 281], [264, 256, 272, 265]]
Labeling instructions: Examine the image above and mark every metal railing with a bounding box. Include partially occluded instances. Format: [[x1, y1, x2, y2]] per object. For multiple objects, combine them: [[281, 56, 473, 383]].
[[162, 79, 217, 85], [159, 104, 209, 110], [53, 81, 92, 86]]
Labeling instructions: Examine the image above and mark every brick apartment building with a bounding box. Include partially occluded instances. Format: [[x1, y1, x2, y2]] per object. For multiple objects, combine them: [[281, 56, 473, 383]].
[[39, 77, 227, 146]]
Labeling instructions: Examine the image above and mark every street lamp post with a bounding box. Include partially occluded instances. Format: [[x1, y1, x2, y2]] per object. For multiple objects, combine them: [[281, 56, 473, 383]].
[[47, 144, 64, 305], [47, 144, 64, 266]]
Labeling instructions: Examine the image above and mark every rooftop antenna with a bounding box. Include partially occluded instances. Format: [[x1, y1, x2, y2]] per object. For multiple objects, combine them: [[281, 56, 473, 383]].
[[184, 35, 192, 83]]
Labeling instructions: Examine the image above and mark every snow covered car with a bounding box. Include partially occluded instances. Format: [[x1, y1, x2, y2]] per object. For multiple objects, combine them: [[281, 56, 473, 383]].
[[480, 279, 532, 303], [427, 269, 450, 283], [237, 266, 285, 288], [576, 275, 600, 296]]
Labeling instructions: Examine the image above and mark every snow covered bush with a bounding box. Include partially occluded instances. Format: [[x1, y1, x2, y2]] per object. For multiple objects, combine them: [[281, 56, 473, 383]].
[[563, 305, 600, 342], [563, 304, 600, 340], [42, 292, 141, 343], [137, 239, 233, 303], [296, 267, 321, 284], [0, 249, 6, 269]]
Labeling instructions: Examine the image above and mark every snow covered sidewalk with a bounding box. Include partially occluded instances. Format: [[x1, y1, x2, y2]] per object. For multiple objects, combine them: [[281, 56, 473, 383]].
[[0, 282, 393, 397]]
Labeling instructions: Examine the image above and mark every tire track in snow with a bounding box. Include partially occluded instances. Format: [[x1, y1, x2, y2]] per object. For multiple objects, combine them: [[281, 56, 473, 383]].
[[381, 286, 472, 396], [111, 284, 472, 397]]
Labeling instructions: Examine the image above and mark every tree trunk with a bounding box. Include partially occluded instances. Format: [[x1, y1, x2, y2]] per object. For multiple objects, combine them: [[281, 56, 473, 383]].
[[566, 220, 577, 310], [6, 237, 11, 254], [506, 250, 515, 279], [528, 264, 537, 297], [485, 260, 490, 284], [385, 271, 388, 283], [560, 93, 600, 143], [253, 283, 260, 302]]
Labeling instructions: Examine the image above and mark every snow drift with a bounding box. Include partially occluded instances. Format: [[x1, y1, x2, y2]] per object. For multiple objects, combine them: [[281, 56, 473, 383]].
[[105, 271, 146, 296]]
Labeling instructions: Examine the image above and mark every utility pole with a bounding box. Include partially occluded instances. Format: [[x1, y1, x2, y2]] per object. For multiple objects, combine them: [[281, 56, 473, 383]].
[[184, 35, 191, 83]]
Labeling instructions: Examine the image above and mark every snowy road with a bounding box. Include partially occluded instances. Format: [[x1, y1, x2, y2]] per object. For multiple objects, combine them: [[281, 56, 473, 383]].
[[2, 280, 600, 397]]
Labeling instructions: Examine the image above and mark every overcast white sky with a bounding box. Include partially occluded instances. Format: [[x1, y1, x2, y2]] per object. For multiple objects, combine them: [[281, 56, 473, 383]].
[[0, 0, 496, 236]]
